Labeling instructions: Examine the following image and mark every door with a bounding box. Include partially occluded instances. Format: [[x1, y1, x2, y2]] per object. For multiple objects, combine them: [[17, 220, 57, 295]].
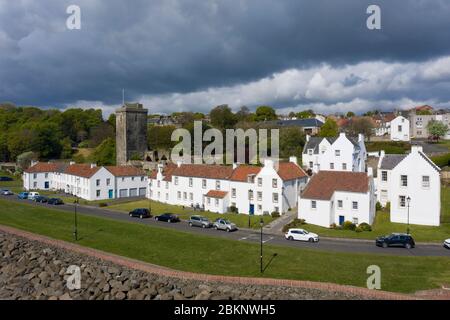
[[108, 189, 113, 199], [44, 181, 49, 189], [249, 204, 255, 215], [339, 215, 345, 226]]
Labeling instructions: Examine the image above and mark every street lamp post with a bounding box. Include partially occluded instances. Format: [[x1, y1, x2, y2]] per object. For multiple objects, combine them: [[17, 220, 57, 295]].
[[73, 177, 79, 241], [260, 217, 264, 273], [406, 196, 411, 235]]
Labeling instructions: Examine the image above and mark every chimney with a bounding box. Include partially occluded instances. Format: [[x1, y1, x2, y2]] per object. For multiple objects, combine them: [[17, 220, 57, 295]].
[[232, 162, 240, 169], [367, 167, 373, 177], [358, 133, 364, 142], [90, 163, 97, 169], [263, 159, 274, 169], [69, 161, 75, 166], [157, 164, 164, 174], [177, 161, 183, 168], [31, 160, 38, 167], [339, 132, 346, 138], [411, 145, 423, 154], [306, 134, 310, 142], [380, 150, 385, 158], [289, 156, 298, 165]]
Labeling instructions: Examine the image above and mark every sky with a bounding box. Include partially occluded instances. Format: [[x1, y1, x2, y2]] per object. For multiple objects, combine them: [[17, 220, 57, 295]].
[[1, 0, 450, 116]]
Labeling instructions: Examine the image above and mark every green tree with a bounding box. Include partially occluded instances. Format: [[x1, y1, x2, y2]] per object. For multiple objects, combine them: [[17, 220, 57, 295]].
[[347, 117, 375, 141], [319, 119, 339, 137], [91, 138, 116, 166], [60, 137, 73, 159], [210, 104, 237, 129], [346, 111, 355, 118], [296, 109, 315, 119], [148, 125, 177, 150], [427, 120, 449, 140], [280, 127, 305, 159], [254, 106, 277, 122]]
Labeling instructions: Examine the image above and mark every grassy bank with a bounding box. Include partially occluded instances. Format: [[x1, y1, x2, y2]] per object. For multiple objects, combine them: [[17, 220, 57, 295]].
[[0, 199, 449, 293]]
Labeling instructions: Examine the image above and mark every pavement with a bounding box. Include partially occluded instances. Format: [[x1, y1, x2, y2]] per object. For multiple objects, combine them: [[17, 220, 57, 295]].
[[1, 195, 450, 257]]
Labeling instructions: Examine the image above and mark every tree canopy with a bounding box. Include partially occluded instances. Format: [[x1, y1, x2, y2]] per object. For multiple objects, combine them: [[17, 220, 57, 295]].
[[319, 118, 339, 137]]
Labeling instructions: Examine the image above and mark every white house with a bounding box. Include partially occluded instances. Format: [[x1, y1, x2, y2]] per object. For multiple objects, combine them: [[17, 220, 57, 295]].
[[302, 133, 367, 173], [376, 146, 441, 226], [298, 170, 376, 228], [390, 116, 410, 142], [23, 162, 147, 201], [148, 157, 308, 215]]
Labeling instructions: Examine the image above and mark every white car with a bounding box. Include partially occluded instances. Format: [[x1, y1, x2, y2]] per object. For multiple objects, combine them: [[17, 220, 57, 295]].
[[28, 192, 40, 200], [285, 228, 319, 242], [444, 239, 450, 250]]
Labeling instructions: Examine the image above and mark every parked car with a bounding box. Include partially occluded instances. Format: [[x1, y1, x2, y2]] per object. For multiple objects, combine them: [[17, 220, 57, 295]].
[[213, 218, 238, 232], [285, 228, 319, 242], [28, 192, 40, 200], [155, 213, 180, 223], [34, 195, 49, 203], [48, 198, 64, 205], [376, 233, 415, 249], [18, 192, 29, 199], [0, 176, 13, 181], [129, 208, 151, 219], [188, 215, 212, 228], [0, 189, 14, 196], [444, 239, 450, 250]]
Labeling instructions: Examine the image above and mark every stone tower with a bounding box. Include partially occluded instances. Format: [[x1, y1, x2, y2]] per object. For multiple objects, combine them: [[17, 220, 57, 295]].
[[116, 103, 148, 166]]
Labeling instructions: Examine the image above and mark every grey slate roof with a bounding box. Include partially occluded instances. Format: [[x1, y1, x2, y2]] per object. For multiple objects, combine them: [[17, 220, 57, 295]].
[[379, 154, 407, 170], [265, 118, 324, 128], [302, 135, 360, 154]]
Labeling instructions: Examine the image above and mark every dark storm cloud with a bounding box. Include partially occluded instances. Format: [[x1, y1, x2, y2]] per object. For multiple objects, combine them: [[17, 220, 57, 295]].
[[1, 0, 450, 110]]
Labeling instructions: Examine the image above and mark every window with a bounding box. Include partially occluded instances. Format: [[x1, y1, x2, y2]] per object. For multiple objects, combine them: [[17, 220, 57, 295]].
[[207, 197, 211, 205], [337, 200, 343, 209], [381, 171, 388, 182], [107, 178, 110, 186], [335, 150, 341, 157], [157, 192, 160, 199], [399, 195, 406, 208], [165, 193, 169, 200], [273, 193, 278, 203], [342, 163, 347, 170], [157, 180, 160, 188], [231, 202, 236, 208], [33, 174, 37, 179], [190, 193, 193, 201], [311, 200, 317, 209], [309, 161, 313, 168], [141, 176, 144, 182], [248, 190, 254, 200], [353, 218, 359, 225], [175, 177, 179, 185], [330, 163, 334, 170], [45, 173, 48, 178], [398, 125, 402, 132], [352, 201, 358, 210], [166, 182, 169, 189], [183, 192, 187, 200], [308, 149, 313, 155], [400, 175, 408, 187], [257, 204, 262, 211], [257, 191, 262, 201], [189, 178, 193, 187], [33, 182, 37, 188], [417, 130, 422, 136], [177, 191, 181, 199], [131, 177, 135, 181], [96, 179, 100, 186], [231, 188, 236, 198], [216, 180, 221, 190], [272, 179, 278, 188], [122, 177, 125, 182], [274, 206, 279, 213], [422, 176, 430, 188], [215, 198, 219, 207], [257, 178, 262, 187], [96, 190, 100, 197], [381, 190, 388, 201], [202, 179, 206, 189]]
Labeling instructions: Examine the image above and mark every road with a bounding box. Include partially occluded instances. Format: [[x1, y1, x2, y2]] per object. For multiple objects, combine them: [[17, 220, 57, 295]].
[[1, 195, 449, 257]]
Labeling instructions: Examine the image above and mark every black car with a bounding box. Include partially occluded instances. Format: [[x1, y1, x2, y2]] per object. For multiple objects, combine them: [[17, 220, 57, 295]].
[[155, 213, 180, 223], [0, 176, 13, 182], [129, 208, 151, 219], [48, 198, 64, 205], [34, 195, 49, 203], [376, 233, 415, 249]]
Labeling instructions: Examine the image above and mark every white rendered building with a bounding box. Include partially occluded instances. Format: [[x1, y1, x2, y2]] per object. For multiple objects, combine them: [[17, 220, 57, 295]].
[[148, 157, 308, 215], [298, 170, 376, 228], [302, 133, 367, 173], [390, 116, 410, 142], [376, 146, 441, 226]]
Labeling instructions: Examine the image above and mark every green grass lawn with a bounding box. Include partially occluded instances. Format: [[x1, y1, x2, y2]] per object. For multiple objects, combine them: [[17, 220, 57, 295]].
[[293, 186, 450, 243], [108, 199, 276, 229], [0, 199, 448, 293]]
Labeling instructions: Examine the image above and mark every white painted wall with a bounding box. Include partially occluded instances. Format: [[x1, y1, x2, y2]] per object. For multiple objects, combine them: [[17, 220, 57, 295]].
[[390, 116, 410, 141]]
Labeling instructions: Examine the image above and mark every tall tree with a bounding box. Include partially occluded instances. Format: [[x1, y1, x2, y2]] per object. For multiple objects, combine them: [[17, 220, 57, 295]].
[[427, 120, 449, 140], [319, 119, 339, 137], [254, 106, 277, 122], [347, 117, 375, 141], [209, 105, 237, 129]]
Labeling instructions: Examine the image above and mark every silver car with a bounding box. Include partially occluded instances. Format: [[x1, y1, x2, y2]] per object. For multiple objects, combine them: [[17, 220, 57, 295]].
[[213, 218, 238, 232], [188, 215, 212, 228]]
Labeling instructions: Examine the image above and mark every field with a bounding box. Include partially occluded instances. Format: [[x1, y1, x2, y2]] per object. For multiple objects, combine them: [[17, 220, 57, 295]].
[[0, 198, 449, 293]]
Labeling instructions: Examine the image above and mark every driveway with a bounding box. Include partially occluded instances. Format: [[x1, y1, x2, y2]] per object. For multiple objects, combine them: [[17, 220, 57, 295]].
[[1, 195, 449, 257]]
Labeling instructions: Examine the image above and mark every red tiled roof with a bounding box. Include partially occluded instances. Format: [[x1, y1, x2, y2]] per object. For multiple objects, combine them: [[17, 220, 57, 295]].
[[230, 165, 262, 182], [205, 190, 228, 199], [106, 166, 145, 177], [25, 162, 66, 173], [301, 171, 369, 200], [149, 163, 177, 181], [64, 164, 101, 178], [172, 164, 233, 180], [276, 162, 308, 181]]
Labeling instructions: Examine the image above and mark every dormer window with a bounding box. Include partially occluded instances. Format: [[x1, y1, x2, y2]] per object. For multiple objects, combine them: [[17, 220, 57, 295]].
[[308, 149, 313, 155]]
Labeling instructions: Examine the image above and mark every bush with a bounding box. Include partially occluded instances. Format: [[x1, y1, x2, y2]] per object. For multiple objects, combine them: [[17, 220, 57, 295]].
[[430, 153, 450, 168], [359, 222, 372, 232], [355, 226, 363, 233], [376, 201, 382, 211], [229, 206, 238, 213], [385, 202, 391, 211], [282, 218, 306, 233], [342, 221, 356, 231], [78, 141, 89, 148], [98, 202, 108, 207], [330, 223, 337, 229], [271, 211, 280, 218]]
